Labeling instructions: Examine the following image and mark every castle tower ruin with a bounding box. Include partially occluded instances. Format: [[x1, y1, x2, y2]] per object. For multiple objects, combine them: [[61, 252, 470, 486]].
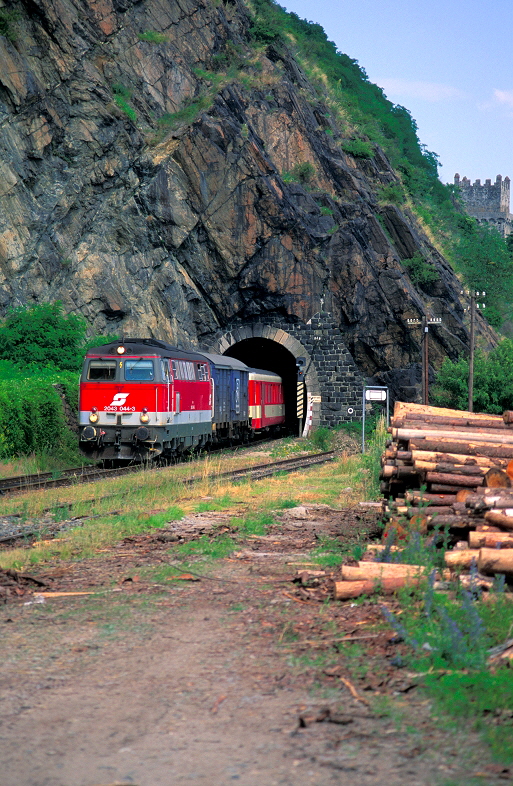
[[454, 174, 513, 237]]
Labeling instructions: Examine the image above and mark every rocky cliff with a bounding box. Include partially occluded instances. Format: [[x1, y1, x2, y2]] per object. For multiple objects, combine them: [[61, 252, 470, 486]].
[[0, 0, 494, 395]]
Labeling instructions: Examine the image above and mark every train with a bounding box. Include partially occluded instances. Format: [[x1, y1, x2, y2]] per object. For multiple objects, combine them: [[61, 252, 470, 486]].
[[79, 338, 286, 461]]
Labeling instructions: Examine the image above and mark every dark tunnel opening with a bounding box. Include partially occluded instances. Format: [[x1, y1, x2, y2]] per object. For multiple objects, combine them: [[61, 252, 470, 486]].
[[224, 338, 306, 433]]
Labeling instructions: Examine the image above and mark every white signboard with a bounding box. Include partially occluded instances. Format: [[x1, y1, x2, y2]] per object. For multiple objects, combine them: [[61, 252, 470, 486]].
[[365, 389, 387, 401]]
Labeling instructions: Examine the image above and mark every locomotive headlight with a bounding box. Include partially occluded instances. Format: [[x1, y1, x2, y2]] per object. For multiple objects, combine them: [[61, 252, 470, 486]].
[[116, 346, 126, 355], [140, 407, 150, 423], [89, 407, 99, 423]]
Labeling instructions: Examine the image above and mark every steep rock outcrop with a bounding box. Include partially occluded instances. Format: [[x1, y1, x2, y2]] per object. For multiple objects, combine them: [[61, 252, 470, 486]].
[[0, 0, 493, 386]]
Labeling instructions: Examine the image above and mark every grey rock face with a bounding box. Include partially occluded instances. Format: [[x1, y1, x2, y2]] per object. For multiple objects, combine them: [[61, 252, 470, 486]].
[[0, 0, 494, 385]]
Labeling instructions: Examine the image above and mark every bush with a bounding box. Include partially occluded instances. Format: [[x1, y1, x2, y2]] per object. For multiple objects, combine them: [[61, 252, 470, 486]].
[[112, 83, 137, 123], [0, 363, 80, 462], [0, 302, 115, 373], [138, 31, 168, 43], [377, 182, 405, 206], [401, 252, 439, 289], [341, 138, 373, 158], [0, 9, 20, 42], [0, 302, 87, 371], [282, 161, 316, 185]]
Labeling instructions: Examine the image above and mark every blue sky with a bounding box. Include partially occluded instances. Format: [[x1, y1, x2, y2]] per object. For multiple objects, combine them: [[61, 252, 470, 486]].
[[282, 0, 513, 185]]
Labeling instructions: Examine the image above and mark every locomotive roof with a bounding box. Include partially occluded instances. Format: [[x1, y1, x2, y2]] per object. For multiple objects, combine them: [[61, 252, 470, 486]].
[[85, 338, 209, 362]]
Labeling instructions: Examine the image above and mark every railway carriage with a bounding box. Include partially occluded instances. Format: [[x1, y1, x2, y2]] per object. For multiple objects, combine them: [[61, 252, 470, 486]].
[[79, 339, 285, 462], [248, 369, 286, 431]]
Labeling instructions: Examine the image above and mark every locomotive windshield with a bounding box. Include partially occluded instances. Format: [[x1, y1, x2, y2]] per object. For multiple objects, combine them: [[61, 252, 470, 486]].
[[87, 360, 117, 380], [124, 358, 155, 381]]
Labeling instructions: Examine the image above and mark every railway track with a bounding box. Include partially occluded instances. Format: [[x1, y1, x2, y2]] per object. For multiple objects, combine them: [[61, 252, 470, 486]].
[[0, 438, 282, 497], [0, 450, 336, 547]]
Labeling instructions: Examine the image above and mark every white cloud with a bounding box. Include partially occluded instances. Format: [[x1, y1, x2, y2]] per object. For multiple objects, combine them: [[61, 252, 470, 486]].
[[478, 89, 513, 114], [377, 78, 465, 103], [493, 89, 513, 107]]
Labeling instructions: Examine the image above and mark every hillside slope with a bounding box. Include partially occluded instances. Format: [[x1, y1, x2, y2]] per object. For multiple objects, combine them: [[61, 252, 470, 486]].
[[0, 0, 494, 386]]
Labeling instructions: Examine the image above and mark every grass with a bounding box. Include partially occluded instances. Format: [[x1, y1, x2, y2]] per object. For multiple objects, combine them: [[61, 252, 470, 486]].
[[0, 431, 381, 572]]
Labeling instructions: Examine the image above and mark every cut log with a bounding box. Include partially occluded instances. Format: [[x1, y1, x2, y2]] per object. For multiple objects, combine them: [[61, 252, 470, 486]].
[[333, 577, 422, 600], [393, 413, 508, 429], [478, 547, 513, 576], [425, 471, 483, 488], [393, 427, 513, 445], [484, 511, 513, 531], [414, 461, 488, 475], [394, 420, 512, 436], [475, 524, 502, 532], [393, 402, 499, 421], [426, 515, 475, 529], [469, 531, 513, 548], [484, 468, 512, 488], [411, 450, 507, 469], [430, 484, 469, 493], [393, 506, 455, 516], [340, 563, 427, 581], [405, 491, 457, 505], [444, 550, 480, 569], [409, 439, 513, 459]]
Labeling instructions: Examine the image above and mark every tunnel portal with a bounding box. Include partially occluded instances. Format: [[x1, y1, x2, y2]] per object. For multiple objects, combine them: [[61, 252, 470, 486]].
[[204, 314, 364, 431], [224, 338, 303, 433]]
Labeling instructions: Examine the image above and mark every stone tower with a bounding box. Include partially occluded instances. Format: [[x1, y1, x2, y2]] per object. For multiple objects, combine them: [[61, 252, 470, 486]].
[[454, 174, 513, 237]]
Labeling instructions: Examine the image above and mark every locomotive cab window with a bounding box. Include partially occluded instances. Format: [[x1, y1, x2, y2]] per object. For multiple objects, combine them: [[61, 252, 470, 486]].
[[124, 359, 155, 381], [87, 360, 117, 380]]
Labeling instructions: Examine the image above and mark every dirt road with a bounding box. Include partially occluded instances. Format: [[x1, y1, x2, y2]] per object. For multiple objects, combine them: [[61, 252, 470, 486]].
[[0, 506, 503, 786]]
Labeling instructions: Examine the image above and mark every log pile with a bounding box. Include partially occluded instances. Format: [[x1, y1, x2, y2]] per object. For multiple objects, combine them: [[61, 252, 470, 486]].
[[378, 401, 513, 586]]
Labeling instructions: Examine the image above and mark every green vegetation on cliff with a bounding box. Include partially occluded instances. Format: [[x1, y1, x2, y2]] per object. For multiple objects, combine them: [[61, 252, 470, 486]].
[[245, 0, 513, 332]]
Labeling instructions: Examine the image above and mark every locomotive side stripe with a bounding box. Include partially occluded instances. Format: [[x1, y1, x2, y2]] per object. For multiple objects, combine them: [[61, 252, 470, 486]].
[[79, 409, 212, 426], [249, 406, 262, 419]]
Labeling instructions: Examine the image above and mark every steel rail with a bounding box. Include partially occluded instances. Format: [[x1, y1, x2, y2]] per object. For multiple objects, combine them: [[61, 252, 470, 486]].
[[0, 451, 336, 546]]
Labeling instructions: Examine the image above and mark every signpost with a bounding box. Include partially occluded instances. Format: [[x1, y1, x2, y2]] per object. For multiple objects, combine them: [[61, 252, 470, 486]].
[[362, 385, 389, 453]]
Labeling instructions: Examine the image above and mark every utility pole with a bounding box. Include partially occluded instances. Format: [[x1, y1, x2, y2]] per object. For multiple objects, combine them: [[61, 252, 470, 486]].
[[463, 290, 486, 412], [407, 316, 442, 405]]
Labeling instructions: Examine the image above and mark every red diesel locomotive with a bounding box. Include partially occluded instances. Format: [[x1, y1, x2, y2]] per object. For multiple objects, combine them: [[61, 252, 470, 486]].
[[79, 338, 285, 461]]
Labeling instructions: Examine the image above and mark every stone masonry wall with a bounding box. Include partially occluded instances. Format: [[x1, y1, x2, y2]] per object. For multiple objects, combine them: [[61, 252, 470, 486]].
[[455, 174, 513, 237], [205, 312, 365, 430]]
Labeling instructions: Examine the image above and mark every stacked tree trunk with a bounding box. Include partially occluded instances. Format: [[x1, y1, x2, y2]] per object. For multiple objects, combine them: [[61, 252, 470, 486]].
[[379, 401, 513, 585], [381, 401, 513, 502]]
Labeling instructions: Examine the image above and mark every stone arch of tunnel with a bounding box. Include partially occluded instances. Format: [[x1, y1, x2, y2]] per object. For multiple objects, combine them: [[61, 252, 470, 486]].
[[204, 316, 365, 431], [205, 325, 322, 432]]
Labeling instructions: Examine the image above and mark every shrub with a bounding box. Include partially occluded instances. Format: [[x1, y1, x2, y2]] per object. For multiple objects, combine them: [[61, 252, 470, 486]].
[[0, 9, 21, 42], [377, 182, 405, 205], [401, 252, 439, 288], [112, 83, 137, 123], [138, 31, 168, 43], [0, 364, 80, 462], [282, 161, 316, 185], [341, 138, 373, 158]]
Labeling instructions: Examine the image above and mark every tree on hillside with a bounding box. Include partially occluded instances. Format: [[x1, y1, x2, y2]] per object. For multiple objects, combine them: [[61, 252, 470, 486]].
[[0, 302, 113, 372], [433, 339, 513, 413]]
